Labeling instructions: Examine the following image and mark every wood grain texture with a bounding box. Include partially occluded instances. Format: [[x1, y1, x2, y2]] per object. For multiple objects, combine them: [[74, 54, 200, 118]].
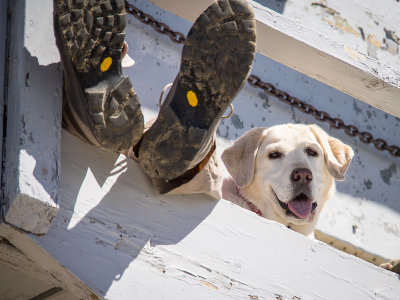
[[150, 0, 400, 117], [0, 223, 100, 299], [2, 0, 61, 234], [29, 131, 400, 299]]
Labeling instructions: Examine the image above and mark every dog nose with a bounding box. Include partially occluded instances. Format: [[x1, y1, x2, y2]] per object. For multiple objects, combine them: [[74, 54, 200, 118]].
[[291, 168, 313, 184]]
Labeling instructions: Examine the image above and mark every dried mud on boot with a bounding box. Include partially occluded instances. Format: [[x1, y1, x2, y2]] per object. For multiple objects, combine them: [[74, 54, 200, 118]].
[[54, 0, 144, 151], [139, 0, 256, 180]]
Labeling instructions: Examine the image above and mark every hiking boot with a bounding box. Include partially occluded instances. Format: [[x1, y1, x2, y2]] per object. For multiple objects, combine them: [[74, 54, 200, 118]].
[[138, 0, 256, 180], [54, 0, 144, 151]]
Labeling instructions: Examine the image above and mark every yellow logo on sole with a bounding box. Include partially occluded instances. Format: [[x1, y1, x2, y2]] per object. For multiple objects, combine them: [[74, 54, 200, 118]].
[[187, 90, 198, 107], [100, 57, 112, 72]]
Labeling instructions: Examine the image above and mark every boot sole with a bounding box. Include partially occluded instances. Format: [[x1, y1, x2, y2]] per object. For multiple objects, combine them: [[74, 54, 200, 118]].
[[139, 0, 256, 180], [54, 0, 144, 151]]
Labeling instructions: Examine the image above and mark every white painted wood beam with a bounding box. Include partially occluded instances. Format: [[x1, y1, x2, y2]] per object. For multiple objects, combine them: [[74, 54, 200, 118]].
[[2, 0, 62, 234], [0, 223, 100, 299], [0, 265, 56, 300], [25, 131, 400, 299], [0, 237, 60, 288], [149, 0, 400, 118], [0, 0, 8, 211], [0, 239, 77, 299]]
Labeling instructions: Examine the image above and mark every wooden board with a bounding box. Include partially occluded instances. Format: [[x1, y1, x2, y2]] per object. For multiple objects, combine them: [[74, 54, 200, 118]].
[[2, 0, 61, 234], [149, 0, 400, 118], [0, 224, 100, 299], [0, 0, 7, 216], [23, 131, 399, 299]]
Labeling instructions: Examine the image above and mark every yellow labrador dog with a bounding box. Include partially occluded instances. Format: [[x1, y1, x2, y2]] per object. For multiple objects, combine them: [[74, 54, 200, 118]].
[[221, 123, 354, 238]]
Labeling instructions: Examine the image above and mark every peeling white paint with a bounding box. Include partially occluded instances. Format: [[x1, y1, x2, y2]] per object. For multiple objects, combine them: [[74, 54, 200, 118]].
[[150, 0, 400, 117], [25, 0, 60, 65], [32, 131, 400, 299], [3, 0, 62, 234], [318, 191, 400, 261]]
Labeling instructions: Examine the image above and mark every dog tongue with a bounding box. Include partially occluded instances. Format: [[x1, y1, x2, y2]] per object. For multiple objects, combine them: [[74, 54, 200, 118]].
[[288, 197, 312, 219]]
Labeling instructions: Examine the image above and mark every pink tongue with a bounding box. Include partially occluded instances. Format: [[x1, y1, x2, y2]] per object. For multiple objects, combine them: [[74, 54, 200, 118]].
[[288, 198, 312, 219]]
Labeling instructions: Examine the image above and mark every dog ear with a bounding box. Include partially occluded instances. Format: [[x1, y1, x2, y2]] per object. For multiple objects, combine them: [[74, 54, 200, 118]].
[[221, 127, 266, 188], [310, 124, 354, 181]]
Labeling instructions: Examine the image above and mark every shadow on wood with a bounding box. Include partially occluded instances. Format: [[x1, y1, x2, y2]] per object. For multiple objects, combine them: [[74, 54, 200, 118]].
[[36, 131, 218, 295]]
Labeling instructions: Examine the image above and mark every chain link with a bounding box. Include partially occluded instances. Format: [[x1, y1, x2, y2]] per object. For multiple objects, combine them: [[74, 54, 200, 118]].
[[125, 2, 186, 44], [248, 75, 400, 157], [124, 1, 400, 158]]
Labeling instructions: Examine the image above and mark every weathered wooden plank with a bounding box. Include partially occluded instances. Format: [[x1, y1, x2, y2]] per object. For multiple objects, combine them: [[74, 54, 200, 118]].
[[0, 248, 77, 300], [27, 131, 400, 299], [0, 0, 8, 214], [0, 237, 61, 289], [2, 0, 62, 234], [0, 264, 55, 300], [263, 0, 400, 71], [149, 0, 400, 118], [0, 223, 100, 299]]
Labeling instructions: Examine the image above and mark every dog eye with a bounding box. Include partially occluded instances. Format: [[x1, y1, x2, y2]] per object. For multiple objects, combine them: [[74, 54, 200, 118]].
[[305, 147, 318, 157], [268, 151, 282, 159]]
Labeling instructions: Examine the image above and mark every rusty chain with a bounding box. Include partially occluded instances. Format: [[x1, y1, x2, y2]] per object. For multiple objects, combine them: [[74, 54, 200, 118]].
[[125, 1, 400, 158], [247, 75, 400, 157], [125, 2, 186, 44]]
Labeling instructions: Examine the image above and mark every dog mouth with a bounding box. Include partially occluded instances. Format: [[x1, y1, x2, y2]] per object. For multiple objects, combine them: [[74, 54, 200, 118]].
[[277, 193, 317, 219]]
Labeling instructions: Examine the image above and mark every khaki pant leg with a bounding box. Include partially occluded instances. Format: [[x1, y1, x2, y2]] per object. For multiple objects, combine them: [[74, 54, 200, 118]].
[[124, 122, 224, 200], [151, 149, 224, 200]]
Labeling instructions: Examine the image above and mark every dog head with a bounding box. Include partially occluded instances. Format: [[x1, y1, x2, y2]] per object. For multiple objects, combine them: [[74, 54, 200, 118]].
[[221, 124, 353, 235]]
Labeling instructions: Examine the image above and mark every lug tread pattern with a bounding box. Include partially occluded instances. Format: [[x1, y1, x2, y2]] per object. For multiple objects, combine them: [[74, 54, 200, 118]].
[[139, 0, 256, 179], [55, 0, 143, 151], [57, 0, 127, 74], [83, 76, 144, 150]]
